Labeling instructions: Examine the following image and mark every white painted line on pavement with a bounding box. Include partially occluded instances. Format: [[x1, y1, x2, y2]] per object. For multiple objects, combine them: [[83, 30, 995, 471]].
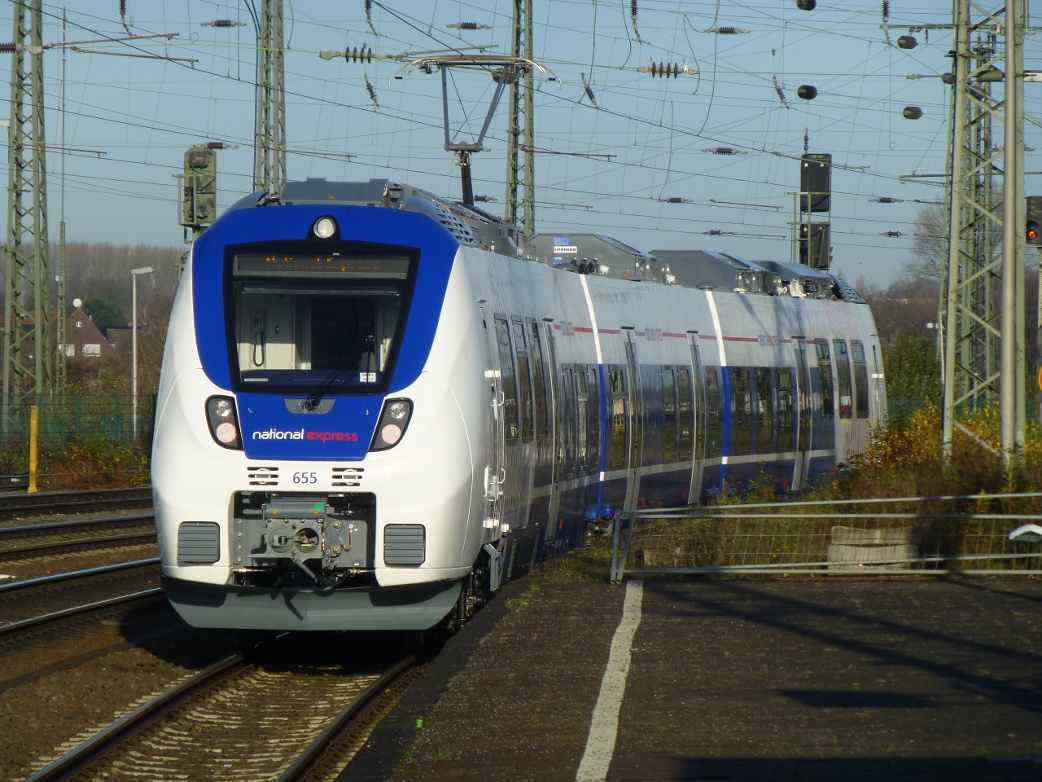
[[575, 579, 644, 782]]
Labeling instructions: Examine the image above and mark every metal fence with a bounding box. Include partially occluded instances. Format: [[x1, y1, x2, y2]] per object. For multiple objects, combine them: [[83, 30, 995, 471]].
[[609, 493, 1042, 583], [0, 394, 157, 447]]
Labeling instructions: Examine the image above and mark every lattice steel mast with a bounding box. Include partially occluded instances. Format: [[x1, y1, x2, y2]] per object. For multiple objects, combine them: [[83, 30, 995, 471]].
[[253, 0, 285, 193], [505, 0, 535, 235], [3, 0, 51, 419], [940, 0, 1026, 457]]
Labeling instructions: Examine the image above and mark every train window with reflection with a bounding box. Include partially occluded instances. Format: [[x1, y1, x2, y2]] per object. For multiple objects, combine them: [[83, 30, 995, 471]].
[[851, 340, 869, 418], [585, 366, 601, 471], [517, 352, 534, 442], [816, 340, 834, 419], [609, 367, 628, 470], [561, 367, 576, 479], [495, 317, 520, 441], [777, 368, 794, 450], [230, 245, 415, 395], [834, 340, 852, 419], [576, 368, 589, 471], [755, 368, 773, 453], [661, 368, 676, 463], [528, 320, 548, 437], [677, 368, 693, 461], [706, 367, 722, 458], [732, 368, 752, 455]]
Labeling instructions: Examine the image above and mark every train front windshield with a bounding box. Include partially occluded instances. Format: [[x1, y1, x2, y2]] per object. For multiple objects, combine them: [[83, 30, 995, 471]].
[[228, 245, 416, 395]]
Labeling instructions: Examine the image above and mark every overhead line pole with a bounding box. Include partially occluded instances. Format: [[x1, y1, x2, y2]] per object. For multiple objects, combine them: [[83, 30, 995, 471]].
[[505, 0, 535, 236], [253, 0, 285, 193], [3, 0, 51, 427], [940, 0, 1025, 460]]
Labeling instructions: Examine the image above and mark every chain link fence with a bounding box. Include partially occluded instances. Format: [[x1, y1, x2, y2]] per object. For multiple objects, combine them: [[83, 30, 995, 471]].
[[0, 394, 157, 447], [610, 493, 1042, 582]]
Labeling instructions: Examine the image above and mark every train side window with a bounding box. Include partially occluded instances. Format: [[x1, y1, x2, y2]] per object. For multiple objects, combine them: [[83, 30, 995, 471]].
[[576, 368, 589, 472], [677, 367, 693, 461], [586, 366, 601, 470], [777, 368, 794, 450], [732, 368, 752, 456], [494, 317, 519, 440], [834, 339, 852, 419], [609, 366, 628, 470], [517, 352, 534, 441], [706, 367, 722, 458], [755, 368, 773, 453], [528, 320, 548, 437], [816, 340, 834, 419], [851, 340, 869, 418], [662, 367, 677, 463], [561, 367, 576, 479]]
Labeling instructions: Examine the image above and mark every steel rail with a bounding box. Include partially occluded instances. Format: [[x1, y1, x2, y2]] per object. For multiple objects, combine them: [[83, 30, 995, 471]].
[[0, 589, 164, 637], [0, 487, 152, 516], [0, 531, 156, 558], [23, 654, 247, 782], [0, 558, 160, 596], [276, 655, 419, 782], [0, 512, 154, 536]]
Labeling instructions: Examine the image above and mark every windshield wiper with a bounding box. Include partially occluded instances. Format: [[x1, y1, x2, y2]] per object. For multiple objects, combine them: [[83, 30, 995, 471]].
[[302, 334, 375, 411]]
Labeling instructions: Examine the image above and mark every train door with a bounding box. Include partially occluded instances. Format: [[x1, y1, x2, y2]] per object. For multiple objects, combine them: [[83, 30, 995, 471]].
[[623, 330, 642, 508], [687, 334, 708, 503], [792, 337, 813, 491], [481, 307, 505, 538]]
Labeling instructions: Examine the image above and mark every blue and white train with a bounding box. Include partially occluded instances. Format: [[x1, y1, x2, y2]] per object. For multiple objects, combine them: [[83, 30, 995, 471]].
[[152, 178, 885, 631]]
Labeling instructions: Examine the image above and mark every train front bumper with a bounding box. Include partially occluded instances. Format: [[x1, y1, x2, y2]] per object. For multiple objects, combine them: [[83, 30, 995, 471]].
[[162, 575, 461, 631]]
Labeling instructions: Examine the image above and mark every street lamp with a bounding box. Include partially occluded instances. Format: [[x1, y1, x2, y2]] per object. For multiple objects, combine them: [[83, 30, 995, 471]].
[[131, 267, 154, 443]]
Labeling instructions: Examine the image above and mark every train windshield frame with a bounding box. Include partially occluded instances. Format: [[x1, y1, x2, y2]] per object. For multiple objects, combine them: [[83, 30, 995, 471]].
[[224, 240, 419, 396]]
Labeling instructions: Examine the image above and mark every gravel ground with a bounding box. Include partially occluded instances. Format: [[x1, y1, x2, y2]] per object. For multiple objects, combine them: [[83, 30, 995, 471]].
[[0, 602, 245, 781]]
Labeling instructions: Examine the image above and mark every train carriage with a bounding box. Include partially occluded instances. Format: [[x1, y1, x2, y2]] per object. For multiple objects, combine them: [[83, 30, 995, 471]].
[[152, 178, 885, 632]]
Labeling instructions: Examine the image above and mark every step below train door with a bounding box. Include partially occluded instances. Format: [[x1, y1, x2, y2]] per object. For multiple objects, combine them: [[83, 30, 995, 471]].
[[792, 336, 813, 492], [479, 305, 505, 542]]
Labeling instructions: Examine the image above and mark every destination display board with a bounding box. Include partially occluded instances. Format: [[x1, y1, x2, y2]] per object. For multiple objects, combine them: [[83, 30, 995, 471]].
[[234, 252, 411, 278]]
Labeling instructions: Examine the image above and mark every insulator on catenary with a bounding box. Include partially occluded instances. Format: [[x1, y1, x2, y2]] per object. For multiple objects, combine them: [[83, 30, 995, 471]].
[[703, 147, 746, 155], [344, 46, 373, 63], [364, 74, 379, 107], [659, 197, 692, 204], [447, 22, 491, 30], [206, 142, 231, 150], [366, 0, 377, 36], [631, 1, 644, 43], [706, 27, 750, 34], [204, 20, 245, 27], [581, 74, 599, 107], [871, 197, 902, 203], [881, 231, 904, 237]]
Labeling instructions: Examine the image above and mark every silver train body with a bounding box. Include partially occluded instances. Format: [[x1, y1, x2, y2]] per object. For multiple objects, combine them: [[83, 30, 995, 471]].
[[152, 179, 885, 631]]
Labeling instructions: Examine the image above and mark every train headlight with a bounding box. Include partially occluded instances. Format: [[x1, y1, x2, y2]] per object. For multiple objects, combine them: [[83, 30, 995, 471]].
[[206, 395, 243, 450], [311, 216, 338, 239], [369, 398, 412, 451]]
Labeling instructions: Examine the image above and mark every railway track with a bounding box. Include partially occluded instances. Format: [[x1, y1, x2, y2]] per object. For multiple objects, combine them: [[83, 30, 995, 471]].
[[0, 486, 153, 519], [25, 651, 422, 782], [0, 513, 156, 560], [0, 559, 162, 643]]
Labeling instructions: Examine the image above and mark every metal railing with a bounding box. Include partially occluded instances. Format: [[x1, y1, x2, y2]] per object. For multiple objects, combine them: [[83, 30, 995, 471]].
[[609, 492, 1042, 583]]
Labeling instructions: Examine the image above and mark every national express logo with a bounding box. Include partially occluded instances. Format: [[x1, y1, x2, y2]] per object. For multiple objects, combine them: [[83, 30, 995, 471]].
[[252, 428, 360, 443]]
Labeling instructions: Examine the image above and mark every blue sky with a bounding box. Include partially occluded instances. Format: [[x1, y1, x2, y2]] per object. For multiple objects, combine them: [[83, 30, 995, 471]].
[[2, 0, 1040, 288]]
